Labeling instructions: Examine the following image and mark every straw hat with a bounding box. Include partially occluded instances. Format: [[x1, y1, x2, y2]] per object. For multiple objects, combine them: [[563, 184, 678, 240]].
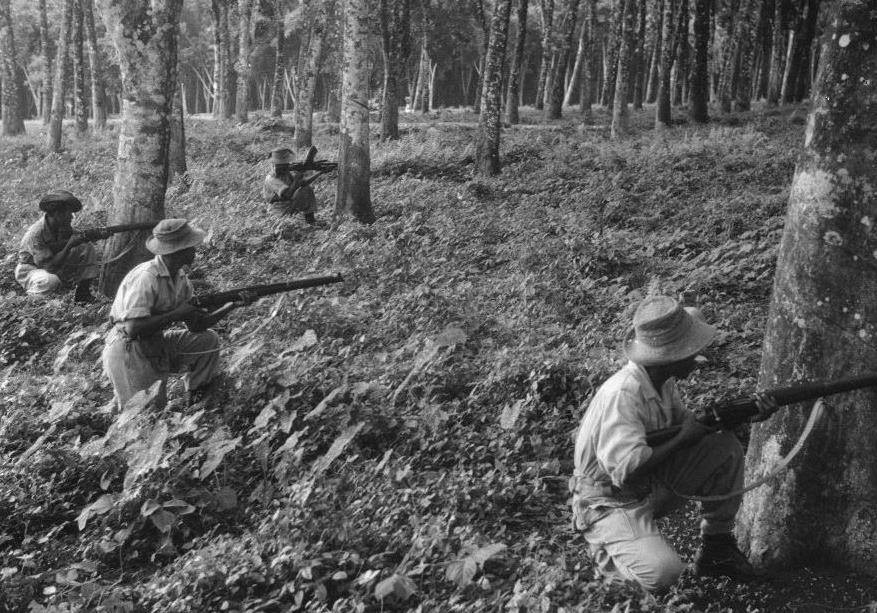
[[39, 190, 83, 213], [624, 296, 717, 366], [270, 148, 294, 164], [146, 218, 205, 255]]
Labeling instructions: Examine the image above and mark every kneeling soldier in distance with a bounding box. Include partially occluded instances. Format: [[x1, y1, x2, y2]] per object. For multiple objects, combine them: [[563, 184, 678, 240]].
[[102, 218, 248, 410], [262, 147, 319, 226], [570, 296, 778, 591], [15, 191, 99, 303]]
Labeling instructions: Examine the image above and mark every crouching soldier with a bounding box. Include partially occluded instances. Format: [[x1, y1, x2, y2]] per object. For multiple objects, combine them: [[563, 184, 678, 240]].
[[570, 296, 778, 592], [15, 190, 99, 303], [262, 147, 318, 226], [102, 219, 247, 410]]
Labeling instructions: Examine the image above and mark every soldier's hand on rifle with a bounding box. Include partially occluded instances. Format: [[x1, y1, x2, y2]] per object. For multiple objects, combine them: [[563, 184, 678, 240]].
[[750, 392, 779, 422], [234, 290, 257, 307], [677, 411, 715, 445], [63, 231, 87, 250]]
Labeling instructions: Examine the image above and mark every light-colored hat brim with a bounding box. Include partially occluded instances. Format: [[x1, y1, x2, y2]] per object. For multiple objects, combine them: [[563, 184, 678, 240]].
[[146, 226, 206, 255], [623, 307, 717, 366]]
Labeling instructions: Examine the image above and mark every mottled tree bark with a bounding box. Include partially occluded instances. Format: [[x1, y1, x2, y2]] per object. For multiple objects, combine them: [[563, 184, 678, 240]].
[[210, 0, 226, 117], [580, 0, 596, 119], [97, 0, 183, 295], [471, 0, 489, 113], [72, 0, 88, 134], [611, 0, 637, 138], [689, 0, 709, 121], [547, 0, 580, 119], [48, 0, 74, 151], [235, 0, 254, 123], [601, 0, 624, 106], [671, 0, 688, 106], [534, 0, 554, 109], [294, 0, 332, 149], [336, 0, 374, 224], [718, 0, 761, 112], [765, 0, 784, 106], [476, 0, 512, 175], [738, 0, 877, 575], [631, 0, 647, 109], [38, 0, 53, 124], [646, 0, 663, 103], [0, 0, 25, 135], [734, 0, 763, 110], [654, 0, 675, 127], [380, 0, 412, 139], [506, 0, 529, 123], [270, 0, 286, 117], [83, 0, 106, 128], [169, 84, 186, 181]]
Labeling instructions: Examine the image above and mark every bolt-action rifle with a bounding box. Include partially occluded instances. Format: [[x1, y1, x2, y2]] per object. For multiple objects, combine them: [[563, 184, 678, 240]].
[[50, 221, 159, 251], [646, 372, 877, 446], [289, 145, 338, 174], [190, 273, 343, 310]]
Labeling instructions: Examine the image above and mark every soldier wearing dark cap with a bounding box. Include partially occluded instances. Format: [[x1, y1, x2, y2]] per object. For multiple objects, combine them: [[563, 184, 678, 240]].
[[14, 190, 98, 303], [262, 147, 318, 226]]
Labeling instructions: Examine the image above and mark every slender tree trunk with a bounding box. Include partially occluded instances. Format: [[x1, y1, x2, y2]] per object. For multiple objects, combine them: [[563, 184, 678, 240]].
[[336, 0, 374, 223], [671, 0, 688, 106], [380, 0, 412, 140], [235, 0, 253, 123], [294, 0, 333, 148], [476, 0, 512, 175], [580, 0, 596, 119], [270, 0, 286, 117], [689, 0, 709, 121], [654, 0, 675, 127], [601, 0, 624, 106], [0, 0, 25, 135], [472, 0, 489, 114], [72, 0, 89, 133], [738, 0, 877, 576], [48, 0, 74, 151], [791, 0, 819, 101], [547, 0, 581, 119], [97, 0, 184, 296], [765, 0, 784, 106], [631, 0, 647, 109], [83, 0, 106, 128], [38, 0, 53, 125], [506, 0, 529, 123], [210, 0, 225, 117], [169, 84, 186, 181], [646, 0, 662, 103], [223, 1, 236, 119], [564, 17, 587, 107], [611, 0, 637, 138], [535, 0, 554, 109], [734, 0, 762, 110], [779, 27, 795, 103]]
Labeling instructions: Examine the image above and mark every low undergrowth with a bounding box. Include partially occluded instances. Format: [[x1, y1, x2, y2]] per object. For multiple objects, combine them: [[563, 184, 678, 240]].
[[1, 104, 874, 612]]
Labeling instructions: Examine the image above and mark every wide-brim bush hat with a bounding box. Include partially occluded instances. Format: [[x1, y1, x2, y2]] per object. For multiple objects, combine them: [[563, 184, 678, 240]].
[[270, 147, 294, 164], [146, 218, 206, 255], [623, 295, 717, 366], [39, 190, 83, 213]]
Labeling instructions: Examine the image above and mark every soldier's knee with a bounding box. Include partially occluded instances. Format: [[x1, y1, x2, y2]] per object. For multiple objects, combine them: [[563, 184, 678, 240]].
[[634, 547, 686, 592], [26, 271, 62, 295]]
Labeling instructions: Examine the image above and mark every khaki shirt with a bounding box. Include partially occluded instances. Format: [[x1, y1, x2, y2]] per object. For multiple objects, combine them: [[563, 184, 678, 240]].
[[573, 361, 686, 496], [109, 255, 193, 324], [15, 215, 63, 283], [262, 171, 304, 203]]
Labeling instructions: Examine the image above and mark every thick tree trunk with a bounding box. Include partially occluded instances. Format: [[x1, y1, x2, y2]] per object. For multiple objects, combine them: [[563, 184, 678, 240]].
[[534, 0, 554, 110], [83, 0, 106, 128], [601, 0, 624, 106], [506, 0, 529, 124], [671, 0, 689, 106], [72, 0, 88, 134], [476, 0, 512, 175], [235, 0, 253, 123], [0, 0, 25, 135], [380, 0, 412, 140], [654, 0, 675, 127], [294, 0, 332, 149], [270, 0, 286, 117], [38, 0, 53, 124], [765, 0, 784, 106], [336, 0, 374, 224], [689, 0, 709, 122], [738, 0, 877, 575], [611, 0, 637, 138], [48, 0, 74, 151], [97, 0, 183, 296], [547, 0, 581, 119]]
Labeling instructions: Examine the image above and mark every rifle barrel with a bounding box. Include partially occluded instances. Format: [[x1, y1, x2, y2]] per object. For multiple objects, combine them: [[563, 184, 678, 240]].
[[191, 273, 343, 308]]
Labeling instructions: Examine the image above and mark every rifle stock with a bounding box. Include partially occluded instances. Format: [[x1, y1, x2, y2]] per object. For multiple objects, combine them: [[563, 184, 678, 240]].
[[646, 372, 877, 446], [190, 273, 343, 309]]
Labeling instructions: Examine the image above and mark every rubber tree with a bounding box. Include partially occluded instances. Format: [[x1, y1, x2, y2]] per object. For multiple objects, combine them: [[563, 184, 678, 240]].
[[0, 0, 26, 136], [475, 0, 512, 175], [73, 0, 88, 134], [235, 0, 254, 123], [737, 0, 877, 576], [97, 0, 184, 295], [534, 0, 554, 110], [689, 0, 710, 122], [610, 0, 637, 139], [654, 0, 676, 128], [269, 0, 286, 117], [38, 0, 53, 124], [546, 0, 580, 119], [48, 0, 74, 151], [505, 0, 529, 124], [379, 0, 412, 140], [83, 0, 107, 129], [294, 0, 333, 149], [335, 0, 375, 224]]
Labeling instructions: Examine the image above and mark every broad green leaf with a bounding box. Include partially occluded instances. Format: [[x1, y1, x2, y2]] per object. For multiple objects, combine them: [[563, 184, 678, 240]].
[[140, 499, 161, 517], [76, 494, 117, 531], [374, 573, 417, 600], [150, 510, 176, 533], [123, 420, 169, 490], [199, 434, 241, 480], [500, 399, 526, 430], [470, 543, 506, 565], [445, 558, 478, 587], [312, 422, 364, 474]]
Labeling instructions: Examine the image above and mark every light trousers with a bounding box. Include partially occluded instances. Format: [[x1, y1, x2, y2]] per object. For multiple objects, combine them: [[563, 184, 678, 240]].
[[15, 243, 99, 295]]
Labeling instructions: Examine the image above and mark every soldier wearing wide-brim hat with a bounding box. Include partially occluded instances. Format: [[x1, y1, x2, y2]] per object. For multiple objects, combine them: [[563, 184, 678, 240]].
[[569, 295, 779, 591], [262, 147, 319, 226], [102, 218, 249, 410], [14, 190, 99, 303]]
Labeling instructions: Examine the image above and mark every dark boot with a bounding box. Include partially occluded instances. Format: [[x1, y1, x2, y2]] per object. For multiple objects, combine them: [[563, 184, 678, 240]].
[[74, 279, 96, 304], [304, 212, 316, 226], [694, 534, 765, 580]]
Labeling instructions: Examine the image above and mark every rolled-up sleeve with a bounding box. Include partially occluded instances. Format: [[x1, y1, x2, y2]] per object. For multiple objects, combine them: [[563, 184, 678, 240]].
[[596, 390, 654, 487]]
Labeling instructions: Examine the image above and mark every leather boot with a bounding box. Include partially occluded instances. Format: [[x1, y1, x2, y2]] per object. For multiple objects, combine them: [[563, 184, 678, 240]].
[[74, 279, 96, 304], [694, 534, 765, 580]]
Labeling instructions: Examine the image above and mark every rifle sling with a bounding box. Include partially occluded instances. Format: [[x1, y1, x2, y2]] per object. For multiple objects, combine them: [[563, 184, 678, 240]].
[[656, 399, 825, 503]]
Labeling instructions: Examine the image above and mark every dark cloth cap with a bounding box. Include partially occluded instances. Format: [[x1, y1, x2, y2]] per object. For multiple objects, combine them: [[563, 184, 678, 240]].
[[270, 148, 295, 164], [39, 190, 83, 213]]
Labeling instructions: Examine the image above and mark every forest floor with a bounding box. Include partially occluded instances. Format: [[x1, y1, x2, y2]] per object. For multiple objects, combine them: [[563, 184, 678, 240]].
[[1, 104, 875, 613]]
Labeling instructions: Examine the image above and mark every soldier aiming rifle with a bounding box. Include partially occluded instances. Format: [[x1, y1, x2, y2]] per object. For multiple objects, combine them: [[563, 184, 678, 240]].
[[263, 146, 338, 228]]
